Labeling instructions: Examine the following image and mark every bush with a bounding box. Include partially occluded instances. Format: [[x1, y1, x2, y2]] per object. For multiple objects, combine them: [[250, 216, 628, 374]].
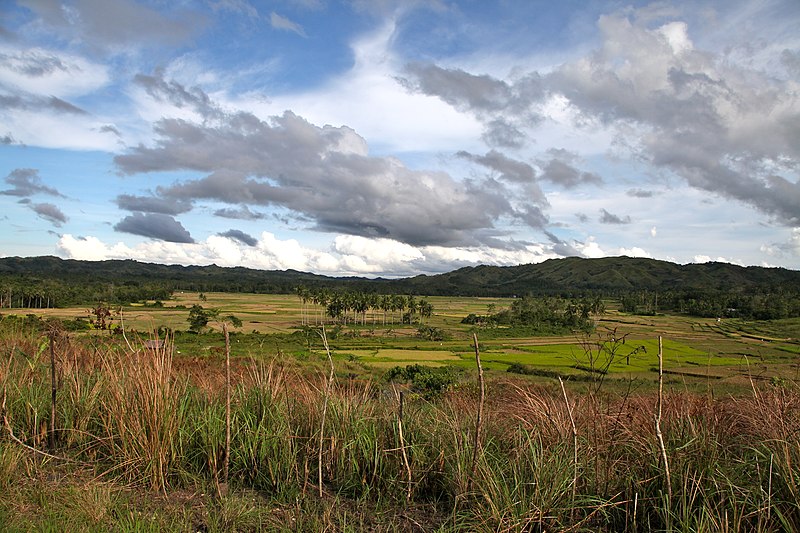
[[385, 364, 460, 399]]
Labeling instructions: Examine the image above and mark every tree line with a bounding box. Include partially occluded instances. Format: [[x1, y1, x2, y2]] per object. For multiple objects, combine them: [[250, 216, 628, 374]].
[[463, 295, 603, 334], [294, 286, 433, 326], [0, 278, 172, 309], [620, 289, 800, 320]]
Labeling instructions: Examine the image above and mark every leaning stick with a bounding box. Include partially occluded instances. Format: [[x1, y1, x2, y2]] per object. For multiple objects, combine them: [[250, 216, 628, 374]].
[[559, 376, 578, 507], [468, 332, 485, 494], [655, 336, 672, 502], [223, 323, 231, 491], [318, 326, 335, 498]]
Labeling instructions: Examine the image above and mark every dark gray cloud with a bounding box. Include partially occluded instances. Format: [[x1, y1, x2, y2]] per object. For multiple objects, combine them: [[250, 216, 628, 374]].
[[115, 93, 542, 246], [1, 168, 63, 197], [457, 149, 535, 183], [219, 229, 257, 246], [400, 64, 543, 148], [401, 63, 515, 113], [538, 156, 603, 188], [133, 71, 219, 120], [599, 208, 631, 225], [456, 149, 548, 217], [115, 193, 192, 215], [214, 205, 266, 220], [544, 230, 583, 257], [29, 202, 67, 226], [627, 188, 655, 198], [113, 213, 194, 243]]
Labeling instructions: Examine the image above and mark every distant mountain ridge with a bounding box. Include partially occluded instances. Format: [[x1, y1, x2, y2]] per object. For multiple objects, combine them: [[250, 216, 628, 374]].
[[0, 255, 798, 297]]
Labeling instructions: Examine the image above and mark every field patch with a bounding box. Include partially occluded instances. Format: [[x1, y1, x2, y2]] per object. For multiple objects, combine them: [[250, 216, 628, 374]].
[[338, 348, 463, 365]]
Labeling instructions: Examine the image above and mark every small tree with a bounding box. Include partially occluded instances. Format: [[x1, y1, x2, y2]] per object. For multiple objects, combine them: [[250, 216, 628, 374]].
[[188, 305, 217, 333], [188, 305, 241, 333]]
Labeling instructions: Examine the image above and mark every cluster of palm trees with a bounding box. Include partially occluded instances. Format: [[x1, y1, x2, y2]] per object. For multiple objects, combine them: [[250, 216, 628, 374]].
[[294, 286, 434, 326]]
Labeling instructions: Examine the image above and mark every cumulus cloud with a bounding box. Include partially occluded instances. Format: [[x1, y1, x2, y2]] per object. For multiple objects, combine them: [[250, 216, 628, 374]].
[[218, 229, 257, 246], [114, 77, 548, 247], [538, 156, 603, 188], [401, 8, 800, 227], [113, 213, 194, 243], [761, 227, 800, 259], [549, 11, 800, 225], [56, 231, 569, 277], [29, 202, 67, 226]]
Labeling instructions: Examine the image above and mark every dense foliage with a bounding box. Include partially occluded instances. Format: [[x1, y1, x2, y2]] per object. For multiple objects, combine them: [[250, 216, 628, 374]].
[[1, 256, 799, 321], [463, 295, 602, 334], [621, 289, 800, 319]]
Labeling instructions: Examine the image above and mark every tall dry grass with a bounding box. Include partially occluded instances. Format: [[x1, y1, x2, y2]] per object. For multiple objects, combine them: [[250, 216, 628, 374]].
[[0, 322, 798, 531]]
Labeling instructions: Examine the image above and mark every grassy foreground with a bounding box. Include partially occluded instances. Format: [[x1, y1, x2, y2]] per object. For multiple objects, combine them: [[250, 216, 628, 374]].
[[1, 318, 799, 532]]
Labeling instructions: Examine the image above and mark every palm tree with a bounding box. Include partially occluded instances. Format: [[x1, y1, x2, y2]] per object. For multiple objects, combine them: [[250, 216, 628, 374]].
[[418, 299, 433, 325]]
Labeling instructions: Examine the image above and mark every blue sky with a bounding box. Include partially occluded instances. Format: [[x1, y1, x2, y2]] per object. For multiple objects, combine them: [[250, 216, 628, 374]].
[[1, 0, 798, 276]]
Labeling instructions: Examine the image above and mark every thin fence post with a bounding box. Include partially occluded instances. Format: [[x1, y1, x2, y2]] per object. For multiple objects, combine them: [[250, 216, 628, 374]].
[[398, 390, 412, 501], [222, 323, 231, 495], [48, 327, 59, 450], [318, 325, 335, 498], [655, 336, 672, 506], [468, 332, 485, 494]]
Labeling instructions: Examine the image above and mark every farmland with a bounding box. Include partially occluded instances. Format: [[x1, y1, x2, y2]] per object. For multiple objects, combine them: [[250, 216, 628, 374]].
[[23, 291, 800, 387], [1, 290, 799, 531]]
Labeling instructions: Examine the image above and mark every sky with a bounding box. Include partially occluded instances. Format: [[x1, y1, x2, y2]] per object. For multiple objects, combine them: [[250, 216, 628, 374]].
[[1, 0, 799, 277]]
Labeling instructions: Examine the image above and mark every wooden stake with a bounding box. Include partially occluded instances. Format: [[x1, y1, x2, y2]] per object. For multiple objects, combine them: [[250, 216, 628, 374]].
[[655, 336, 672, 503], [398, 390, 412, 501], [48, 331, 57, 450], [222, 323, 231, 496], [318, 326, 335, 498], [559, 376, 578, 507], [468, 332, 485, 494]]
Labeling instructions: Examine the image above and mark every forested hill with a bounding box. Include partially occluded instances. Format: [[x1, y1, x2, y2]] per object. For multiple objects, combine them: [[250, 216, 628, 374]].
[[0, 254, 798, 307], [400, 257, 800, 296]]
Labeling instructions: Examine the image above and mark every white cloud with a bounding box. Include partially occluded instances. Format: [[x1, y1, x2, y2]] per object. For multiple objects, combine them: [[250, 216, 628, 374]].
[[573, 237, 606, 259], [228, 21, 484, 154], [57, 231, 569, 277], [270, 12, 307, 37], [0, 46, 109, 98], [2, 110, 121, 150], [618, 246, 651, 258]]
